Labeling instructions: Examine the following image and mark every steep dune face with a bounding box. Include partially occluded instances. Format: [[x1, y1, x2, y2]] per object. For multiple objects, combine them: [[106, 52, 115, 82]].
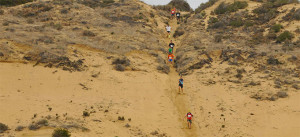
[[0, 0, 300, 137], [173, 0, 300, 136]]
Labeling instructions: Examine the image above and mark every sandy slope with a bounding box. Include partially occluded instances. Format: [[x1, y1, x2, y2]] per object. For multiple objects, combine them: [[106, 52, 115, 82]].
[[1, 1, 300, 137], [0, 42, 184, 136]]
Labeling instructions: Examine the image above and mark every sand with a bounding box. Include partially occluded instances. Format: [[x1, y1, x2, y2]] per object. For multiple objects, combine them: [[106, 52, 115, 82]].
[[1, 0, 300, 137]]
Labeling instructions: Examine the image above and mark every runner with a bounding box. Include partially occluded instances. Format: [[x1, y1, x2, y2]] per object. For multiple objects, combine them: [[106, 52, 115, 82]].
[[178, 75, 183, 94], [166, 25, 171, 38], [168, 52, 174, 64], [168, 47, 173, 54], [171, 7, 176, 19], [169, 40, 175, 51], [183, 111, 193, 129], [176, 10, 181, 22]]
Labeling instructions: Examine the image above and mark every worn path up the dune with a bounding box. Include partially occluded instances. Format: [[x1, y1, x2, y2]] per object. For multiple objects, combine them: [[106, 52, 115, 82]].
[[163, 18, 198, 137]]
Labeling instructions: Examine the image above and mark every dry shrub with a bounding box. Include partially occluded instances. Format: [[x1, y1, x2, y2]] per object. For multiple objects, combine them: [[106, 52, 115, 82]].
[[267, 31, 277, 40], [0, 123, 8, 133], [83, 30, 96, 37], [157, 65, 170, 74], [270, 24, 282, 33], [195, 0, 218, 14], [277, 31, 293, 42], [277, 91, 288, 98], [253, 3, 279, 23], [77, 0, 115, 8], [15, 126, 25, 131], [0, 9, 4, 15], [229, 18, 244, 27], [209, 21, 225, 29], [215, 1, 248, 15], [52, 128, 71, 137], [112, 58, 130, 71], [173, 28, 184, 38], [214, 35, 222, 42], [0, 0, 33, 6], [267, 57, 281, 65], [18, 3, 53, 17], [168, 0, 192, 12]]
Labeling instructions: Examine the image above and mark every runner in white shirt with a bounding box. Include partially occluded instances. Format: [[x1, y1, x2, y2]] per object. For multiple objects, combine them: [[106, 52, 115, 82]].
[[166, 25, 171, 38]]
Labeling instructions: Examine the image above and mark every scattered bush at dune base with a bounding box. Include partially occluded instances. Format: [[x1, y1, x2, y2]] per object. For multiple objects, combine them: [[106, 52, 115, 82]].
[[28, 119, 49, 130], [157, 65, 170, 74], [112, 58, 130, 72], [15, 126, 25, 131], [0, 123, 8, 133], [52, 128, 71, 137]]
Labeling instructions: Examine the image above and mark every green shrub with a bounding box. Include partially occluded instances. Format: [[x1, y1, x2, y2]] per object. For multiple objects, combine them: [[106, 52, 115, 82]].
[[277, 31, 293, 42], [271, 24, 282, 33], [208, 17, 218, 24], [0, 0, 33, 6], [168, 0, 192, 12], [244, 20, 254, 27], [253, 3, 279, 23], [230, 18, 244, 27], [215, 1, 248, 14], [52, 128, 71, 137], [0, 123, 8, 133], [153, 0, 191, 12], [209, 21, 225, 29]]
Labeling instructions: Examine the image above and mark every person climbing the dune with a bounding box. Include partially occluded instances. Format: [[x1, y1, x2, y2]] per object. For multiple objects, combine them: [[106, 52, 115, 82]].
[[168, 52, 174, 64], [184, 111, 193, 129], [166, 25, 171, 38], [169, 47, 173, 54], [171, 7, 176, 19], [178, 75, 183, 94], [176, 10, 181, 22], [169, 40, 175, 51]]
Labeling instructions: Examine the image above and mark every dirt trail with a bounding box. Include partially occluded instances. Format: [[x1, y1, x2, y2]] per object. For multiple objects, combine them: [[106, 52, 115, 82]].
[[163, 18, 198, 137]]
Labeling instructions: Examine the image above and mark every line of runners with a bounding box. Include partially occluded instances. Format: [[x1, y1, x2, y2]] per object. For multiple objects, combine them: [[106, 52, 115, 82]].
[[165, 7, 193, 129]]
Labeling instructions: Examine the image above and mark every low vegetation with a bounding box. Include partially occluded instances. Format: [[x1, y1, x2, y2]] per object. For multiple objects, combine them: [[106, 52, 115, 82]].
[[153, 0, 191, 12], [77, 0, 115, 8], [52, 128, 71, 137], [270, 24, 282, 33], [283, 8, 300, 21], [112, 58, 130, 71], [0, 123, 8, 133], [195, 0, 218, 14], [0, 0, 33, 6], [277, 31, 293, 42], [215, 1, 248, 15]]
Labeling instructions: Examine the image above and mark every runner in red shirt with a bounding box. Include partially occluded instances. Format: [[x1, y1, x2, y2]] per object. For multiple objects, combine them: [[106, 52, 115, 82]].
[[184, 111, 193, 129], [171, 7, 176, 19]]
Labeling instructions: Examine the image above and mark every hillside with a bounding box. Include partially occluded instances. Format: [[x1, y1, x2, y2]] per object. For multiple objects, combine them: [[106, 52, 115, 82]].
[[0, 0, 300, 137]]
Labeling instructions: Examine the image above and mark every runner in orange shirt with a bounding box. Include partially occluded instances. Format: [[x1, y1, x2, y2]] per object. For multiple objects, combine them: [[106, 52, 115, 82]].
[[168, 52, 174, 64]]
